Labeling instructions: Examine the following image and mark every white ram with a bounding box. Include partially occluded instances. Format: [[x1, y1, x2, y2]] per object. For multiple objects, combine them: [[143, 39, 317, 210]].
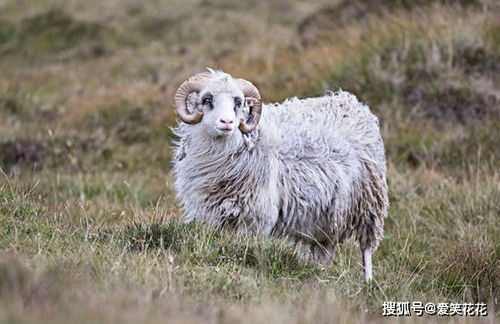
[[172, 69, 388, 282]]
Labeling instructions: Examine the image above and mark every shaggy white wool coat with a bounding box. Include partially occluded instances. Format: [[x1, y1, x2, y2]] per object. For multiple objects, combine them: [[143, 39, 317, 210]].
[[173, 90, 388, 265]]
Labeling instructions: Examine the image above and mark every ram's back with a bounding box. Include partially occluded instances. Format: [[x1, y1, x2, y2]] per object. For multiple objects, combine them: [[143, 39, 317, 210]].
[[264, 91, 384, 164]]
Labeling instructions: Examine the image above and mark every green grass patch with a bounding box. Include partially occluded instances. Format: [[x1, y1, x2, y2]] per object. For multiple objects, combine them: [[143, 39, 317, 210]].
[[0, 9, 124, 62], [118, 220, 322, 281]]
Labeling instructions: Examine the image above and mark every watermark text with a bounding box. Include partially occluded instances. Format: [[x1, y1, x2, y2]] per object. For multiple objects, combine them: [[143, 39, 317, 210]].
[[382, 302, 488, 317]]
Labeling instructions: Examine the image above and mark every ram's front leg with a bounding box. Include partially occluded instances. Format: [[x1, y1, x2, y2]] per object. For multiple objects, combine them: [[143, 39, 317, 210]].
[[235, 209, 277, 237], [232, 172, 279, 236], [256, 191, 280, 237], [234, 195, 278, 237]]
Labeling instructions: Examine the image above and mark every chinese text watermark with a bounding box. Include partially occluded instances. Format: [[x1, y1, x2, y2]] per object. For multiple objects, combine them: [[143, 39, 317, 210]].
[[382, 302, 488, 317]]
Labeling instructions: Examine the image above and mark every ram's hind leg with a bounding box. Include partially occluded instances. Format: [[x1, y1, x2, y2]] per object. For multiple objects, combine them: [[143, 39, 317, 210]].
[[358, 211, 385, 283], [361, 246, 373, 283]]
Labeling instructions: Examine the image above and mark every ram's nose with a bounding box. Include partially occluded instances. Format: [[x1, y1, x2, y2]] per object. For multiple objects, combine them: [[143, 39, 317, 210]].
[[216, 119, 234, 134]]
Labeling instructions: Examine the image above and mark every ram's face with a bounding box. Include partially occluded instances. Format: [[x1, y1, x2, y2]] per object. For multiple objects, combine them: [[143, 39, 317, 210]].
[[174, 70, 262, 136], [196, 81, 244, 137]]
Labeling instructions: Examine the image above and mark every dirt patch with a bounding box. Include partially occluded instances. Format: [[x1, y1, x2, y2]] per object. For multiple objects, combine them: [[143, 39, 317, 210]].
[[0, 140, 48, 168], [453, 46, 500, 76], [406, 85, 499, 124], [0, 96, 22, 115], [0, 96, 60, 122]]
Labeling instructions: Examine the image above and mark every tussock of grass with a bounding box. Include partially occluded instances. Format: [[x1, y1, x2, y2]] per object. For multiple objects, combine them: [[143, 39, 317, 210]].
[[436, 237, 499, 302], [119, 220, 320, 280]]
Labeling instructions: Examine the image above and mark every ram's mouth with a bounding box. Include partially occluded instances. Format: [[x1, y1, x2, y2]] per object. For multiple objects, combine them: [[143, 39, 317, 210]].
[[215, 126, 233, 135], [216, 126, 233, 132]]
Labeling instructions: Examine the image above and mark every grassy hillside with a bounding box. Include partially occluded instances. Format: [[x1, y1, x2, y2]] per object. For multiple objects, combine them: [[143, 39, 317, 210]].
[[0, 0, 499, 322]]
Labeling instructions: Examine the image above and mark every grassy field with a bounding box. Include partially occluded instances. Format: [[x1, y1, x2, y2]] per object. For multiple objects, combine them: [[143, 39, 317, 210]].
[[0, 0, 499, 322]]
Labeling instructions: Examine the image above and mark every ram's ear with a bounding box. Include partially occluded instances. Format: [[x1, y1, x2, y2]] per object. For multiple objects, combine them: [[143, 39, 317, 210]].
[[244, 96, 259, 108], [186, 92, 201, 114]]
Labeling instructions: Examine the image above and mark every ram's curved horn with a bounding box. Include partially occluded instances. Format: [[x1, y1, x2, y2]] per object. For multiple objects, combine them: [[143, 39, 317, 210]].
[[174, 72, 212, 124], [235, 78, 262, 133]]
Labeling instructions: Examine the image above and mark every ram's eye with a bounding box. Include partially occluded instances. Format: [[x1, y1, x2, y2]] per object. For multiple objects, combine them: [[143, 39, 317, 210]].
[[234, 97, 242, 109], [202, 95, 213, 107]]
